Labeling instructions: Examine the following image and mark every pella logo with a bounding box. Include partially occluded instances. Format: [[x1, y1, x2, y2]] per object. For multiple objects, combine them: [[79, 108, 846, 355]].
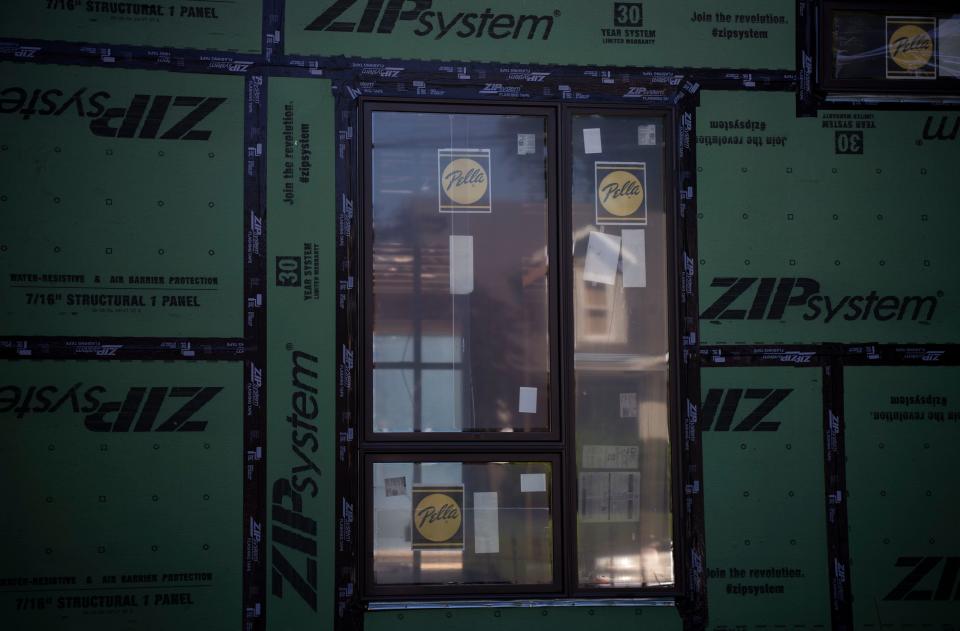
[[306, 0, 556, 41], [438, 148, 491, 213], [886, 16, 936, 79], [702, 388, 792, 431], [412, 486, 464, 549], [595, 161, 647, 225]]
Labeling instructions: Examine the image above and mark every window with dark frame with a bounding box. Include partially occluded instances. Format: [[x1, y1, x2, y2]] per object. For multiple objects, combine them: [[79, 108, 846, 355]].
[[820, 1, 960, 94], [360, 101, 679, 601]]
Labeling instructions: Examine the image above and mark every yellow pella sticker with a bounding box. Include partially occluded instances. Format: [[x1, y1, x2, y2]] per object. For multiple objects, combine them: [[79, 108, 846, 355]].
[[412, 486, 464, 549], [438, 148, 492, 212], [886, 16, 937, 79], [595, 161, 648, 225]]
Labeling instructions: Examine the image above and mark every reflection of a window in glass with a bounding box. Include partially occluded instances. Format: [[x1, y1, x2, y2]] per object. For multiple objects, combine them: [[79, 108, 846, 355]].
[[373, 331, 464, 433], [372, 230, 466, 433], [569, 115, 673, 588], [366, 108, 676, 594]]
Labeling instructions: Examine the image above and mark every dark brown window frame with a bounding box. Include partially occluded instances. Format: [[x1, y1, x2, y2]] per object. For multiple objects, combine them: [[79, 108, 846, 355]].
[[358, 98, 684, 603]]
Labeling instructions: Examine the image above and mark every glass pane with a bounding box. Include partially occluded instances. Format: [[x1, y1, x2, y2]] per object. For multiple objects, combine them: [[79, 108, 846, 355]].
[[421, 369, 463, 432], [372, 369, 414, 432], [832, 11, 886, 81], [371, 110, 551, 433], [831, 11, 960, 81], [371, 460, 554, 587], [570, 114, 674, 588]]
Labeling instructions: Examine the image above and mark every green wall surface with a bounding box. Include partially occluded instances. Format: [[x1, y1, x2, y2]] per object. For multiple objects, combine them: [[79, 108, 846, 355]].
[[0, 0, 262, 53], [0, 62, 245, 338], [284, 0, 794, 69], [1, 1, 958, 630], [845, 367, 960, 629], [697, 91, 960, 344], [701, 367, 830, 630], [266, 76, 336, 631], [0, 360, 243, 630]]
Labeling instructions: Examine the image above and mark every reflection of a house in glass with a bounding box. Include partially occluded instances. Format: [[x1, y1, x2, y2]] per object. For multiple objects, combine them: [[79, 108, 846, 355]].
[[571, 113, 672, 588], [368, 108, 674, 590], [371, 110, 550, 434], [369, 110, 554, 589]]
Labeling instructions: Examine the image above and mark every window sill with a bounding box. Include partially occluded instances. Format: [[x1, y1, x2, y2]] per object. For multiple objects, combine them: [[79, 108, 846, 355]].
[[367, 597, 675, 611]]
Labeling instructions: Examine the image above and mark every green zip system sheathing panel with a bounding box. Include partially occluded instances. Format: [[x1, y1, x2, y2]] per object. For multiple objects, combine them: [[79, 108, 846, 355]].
[[266, 76, 336, 630], [702, 367, 830, 630], [284, 0, 794, 69], [845, 367, 960, 629], [0, 1, 262, 53], [697, 91, 960, 345], [0, 63, 245, 338], [0, 360, 243, 630]]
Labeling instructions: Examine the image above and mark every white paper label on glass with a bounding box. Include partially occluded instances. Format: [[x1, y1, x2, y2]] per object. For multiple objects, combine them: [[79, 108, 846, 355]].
[[621, 229, 647, 288], [449, 235, 474, 295], [638, 124, 657, 146], [609, 472, 642, 522], [520, 473, 546, 493], [619, 392, 638, 419], [517, 133, 536, 155], [579, 472, 610, 522], [583, 231, 621, 286], [579, 472, 641, 522], [583, 128, 602, 154], [473, 492, 500, 554], [384, 476, 407, 497], [518, 386, 537, 414], [583, 445, 640, 470]]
